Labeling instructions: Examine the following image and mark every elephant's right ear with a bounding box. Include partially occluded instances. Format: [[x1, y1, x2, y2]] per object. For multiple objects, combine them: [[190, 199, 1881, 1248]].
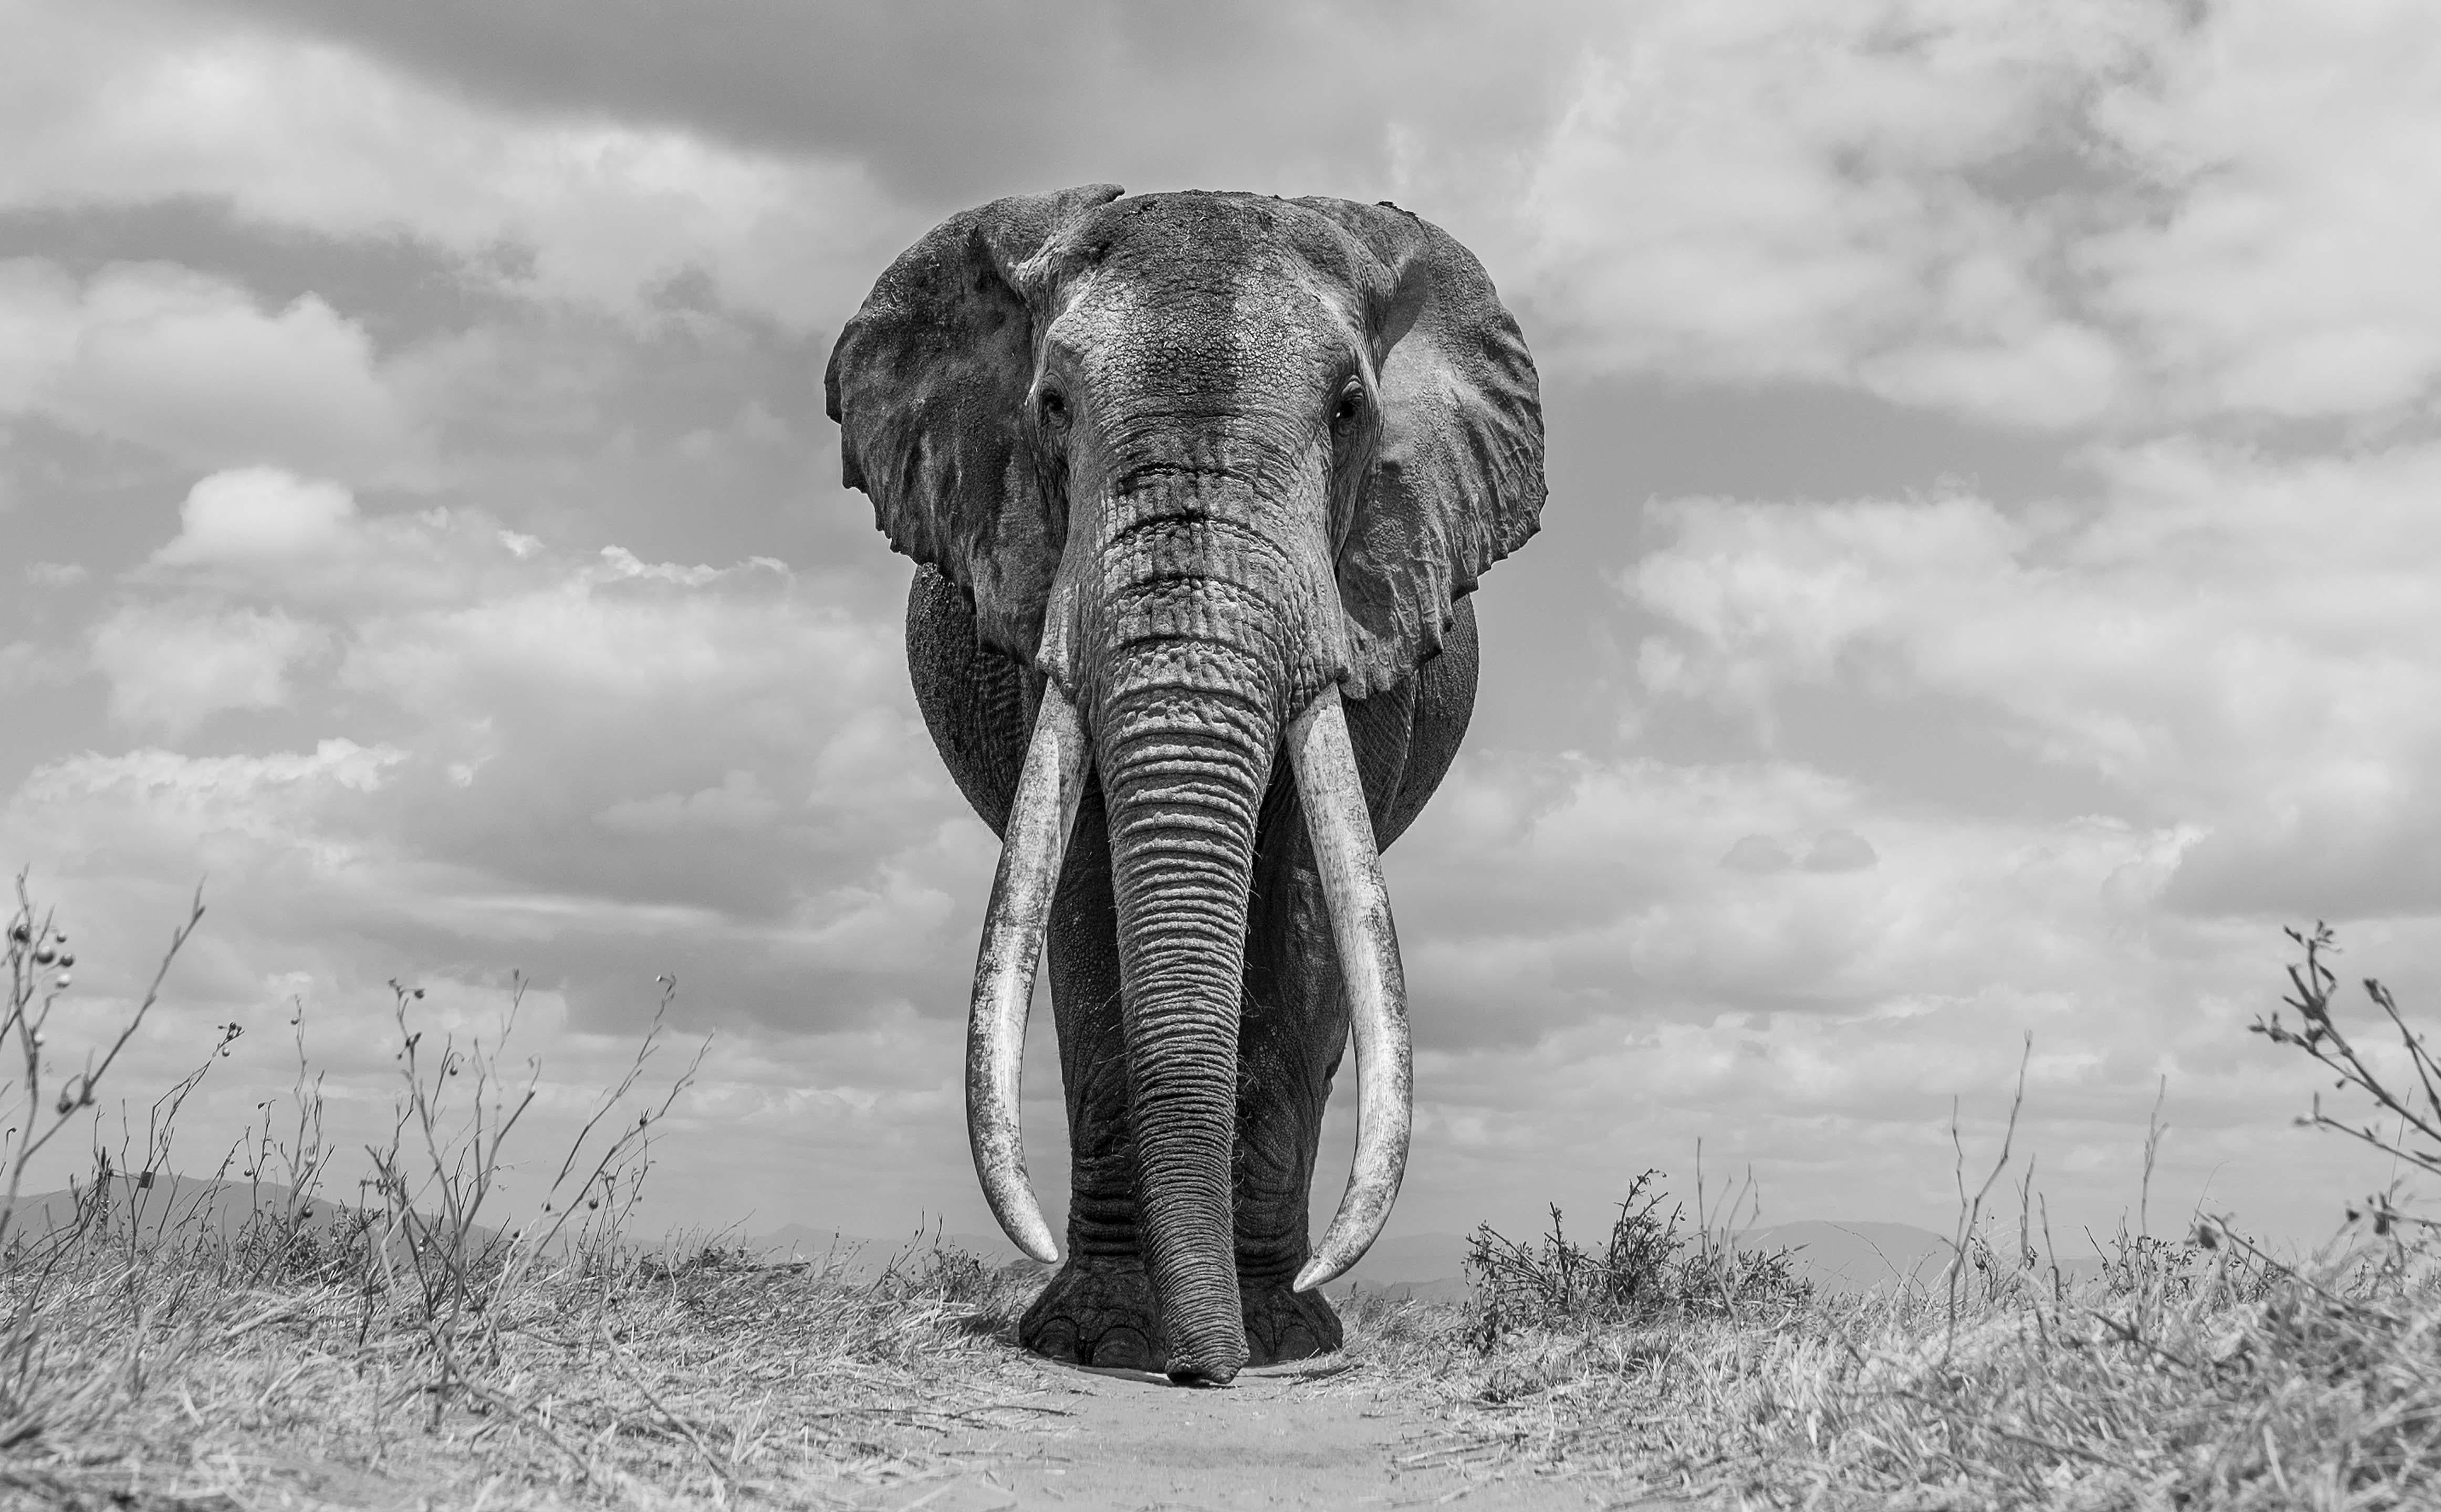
[[1293, 198, 1546, 696], [826, 184, 1124, 657]]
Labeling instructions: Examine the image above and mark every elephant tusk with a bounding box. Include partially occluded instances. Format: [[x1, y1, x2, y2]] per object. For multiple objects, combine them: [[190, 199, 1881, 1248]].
[[966, 681, 1090, 1265], [1287, 685, 1413, 1293]]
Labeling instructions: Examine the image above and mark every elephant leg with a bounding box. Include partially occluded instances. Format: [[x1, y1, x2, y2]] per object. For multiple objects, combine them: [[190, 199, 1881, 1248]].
[[1019, 782, 1172, 1370], [1230, 850, 1350, 1363], [909, 566, 1165, 1366], [1226, 671, 1427, 1363]]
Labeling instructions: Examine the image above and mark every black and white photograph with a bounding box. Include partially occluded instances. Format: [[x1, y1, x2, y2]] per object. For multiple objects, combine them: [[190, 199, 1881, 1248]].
[[1, 2, 2435, 1506]]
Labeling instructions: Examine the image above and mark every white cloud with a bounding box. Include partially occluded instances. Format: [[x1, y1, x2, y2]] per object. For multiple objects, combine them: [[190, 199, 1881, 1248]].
[[1857, 320, 2127, 432], [0, 739, 412, 1084], [0, 0, 902, 328], [132, 467, 556, 611], [0, 261, 80, 410], [1360, 733, 2408, 1237], [1396, 752, 2187, 1040], [12, 739, 404, 863], [1625, 439, 2441, 914], [596, 770, 782, 835], [1402, 0, 2441, 430], [12, 0, 2432, 443], [153, 466, 356, 564], [90, 601, 327, 736], [2084, 1, 2441, 419], [0, 261, 424, 481], [43, 481, 967, 1041], [1448, 0, 2164, 424], [0, 638, 72, 691]]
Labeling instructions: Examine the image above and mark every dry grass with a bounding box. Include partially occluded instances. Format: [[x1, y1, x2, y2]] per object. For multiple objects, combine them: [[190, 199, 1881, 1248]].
[[4, 878, 2438, 1509], [1339, 1223, 2441, 1508], [1, 1235, 1059, 1510], [0, 878, 1058, 1509], [1327, 930, 2441, 1509]]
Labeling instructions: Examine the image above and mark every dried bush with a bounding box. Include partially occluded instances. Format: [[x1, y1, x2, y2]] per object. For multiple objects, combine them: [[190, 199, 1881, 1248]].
[[1463, 1169, 1813, 1353]]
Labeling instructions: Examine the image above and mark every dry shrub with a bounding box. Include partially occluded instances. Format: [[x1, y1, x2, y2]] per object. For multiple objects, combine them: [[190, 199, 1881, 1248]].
[[1463, 1169, 1814, 1357], [2253, 920, 2441, 1241]]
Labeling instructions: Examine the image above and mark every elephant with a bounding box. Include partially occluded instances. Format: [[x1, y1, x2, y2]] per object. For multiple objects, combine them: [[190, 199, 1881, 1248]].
[[825, 185, 1545, 1384]]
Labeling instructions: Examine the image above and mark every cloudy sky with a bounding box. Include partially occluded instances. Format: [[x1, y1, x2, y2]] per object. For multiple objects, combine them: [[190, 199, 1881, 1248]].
[[6, 0, 2436, 1256]]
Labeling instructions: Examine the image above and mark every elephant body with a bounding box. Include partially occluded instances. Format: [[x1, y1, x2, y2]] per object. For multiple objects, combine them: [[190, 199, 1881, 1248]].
[[830, 187, 1543, 1382], [906, 564, 1480, 1366]]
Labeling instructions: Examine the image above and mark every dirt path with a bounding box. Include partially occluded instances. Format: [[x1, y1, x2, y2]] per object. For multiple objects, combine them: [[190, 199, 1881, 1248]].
[[846, 1359, 1654, 1512], [0, 1358, 1683, 1512]]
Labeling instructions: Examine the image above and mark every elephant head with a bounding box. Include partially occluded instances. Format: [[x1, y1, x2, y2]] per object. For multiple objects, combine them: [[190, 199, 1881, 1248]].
[[827, 186, 1543, 1381]]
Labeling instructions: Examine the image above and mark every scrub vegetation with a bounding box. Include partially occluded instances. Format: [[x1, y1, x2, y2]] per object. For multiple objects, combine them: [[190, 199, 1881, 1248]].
[[2, 878, 2436, 1510]]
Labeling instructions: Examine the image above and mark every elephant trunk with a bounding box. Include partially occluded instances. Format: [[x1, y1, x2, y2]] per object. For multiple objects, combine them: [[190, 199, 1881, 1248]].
[[1096, 640, 1275, 1383], [963, 464, 1415, 1384], [1088, 463, 1342, 1385]]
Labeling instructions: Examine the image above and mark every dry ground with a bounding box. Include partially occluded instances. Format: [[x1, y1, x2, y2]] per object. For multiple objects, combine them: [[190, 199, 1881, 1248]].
[[4, 1223, 2438, 1512], [0, 1248, 1619, 1512]]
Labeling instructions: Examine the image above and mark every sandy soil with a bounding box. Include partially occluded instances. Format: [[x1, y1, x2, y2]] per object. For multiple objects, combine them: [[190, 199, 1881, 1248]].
[[846, 1358, 1654, 1512], [0, 1358, 1692, 1512]]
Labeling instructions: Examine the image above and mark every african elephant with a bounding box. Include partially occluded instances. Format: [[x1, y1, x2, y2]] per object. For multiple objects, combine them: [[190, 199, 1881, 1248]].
[[825, 186, 1545, 1384]]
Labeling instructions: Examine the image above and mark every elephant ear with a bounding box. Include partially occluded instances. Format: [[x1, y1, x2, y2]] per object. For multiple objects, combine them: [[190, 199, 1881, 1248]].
[[826, 184, 1125, 658], [1297, 198, 1546, 697]]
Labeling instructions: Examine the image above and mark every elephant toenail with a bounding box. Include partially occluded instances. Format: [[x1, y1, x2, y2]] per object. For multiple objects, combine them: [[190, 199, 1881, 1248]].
[[1089, 1327, 1154, 1371], [1031, 1318, 1080, 1361]]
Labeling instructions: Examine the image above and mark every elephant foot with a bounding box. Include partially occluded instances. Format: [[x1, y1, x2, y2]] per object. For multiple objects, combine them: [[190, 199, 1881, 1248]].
[[1018, 1261, 1344, 1373], [1242, 1283, 1342, 1366], [1020, 1258, 1165, 1371]]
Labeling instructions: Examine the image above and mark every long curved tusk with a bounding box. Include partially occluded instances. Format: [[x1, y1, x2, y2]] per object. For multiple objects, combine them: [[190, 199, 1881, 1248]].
[[1287, 685, 1413, 1293], [966, 681, 1090, 1264]]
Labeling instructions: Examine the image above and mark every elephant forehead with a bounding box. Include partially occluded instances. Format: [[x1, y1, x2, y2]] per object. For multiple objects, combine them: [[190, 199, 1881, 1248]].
[[1073, 191, 1364, 279], [1053, 286, 1343, 398], [1045, 194, 1372, 376]]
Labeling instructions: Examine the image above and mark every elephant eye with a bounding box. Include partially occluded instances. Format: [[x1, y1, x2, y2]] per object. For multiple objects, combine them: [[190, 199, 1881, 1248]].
[[1038, 387, 1069, 427], [1331, 381, 1366, 428]]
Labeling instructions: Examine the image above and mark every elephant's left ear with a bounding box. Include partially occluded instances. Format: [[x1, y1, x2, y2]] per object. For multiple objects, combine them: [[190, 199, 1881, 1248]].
[[1298, 199, 1547, 696]]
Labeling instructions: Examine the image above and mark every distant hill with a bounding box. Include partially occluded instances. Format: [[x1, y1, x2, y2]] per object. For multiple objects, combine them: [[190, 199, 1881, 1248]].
[[1330, 1231, 1475, 1300], [2, 1173, 371, 1244], [0, 1189, 2011, 1300], [1737, 1221, 1957, 1293], [0, 1172, 521, 1260], [740, 1223, 1047, 1280]]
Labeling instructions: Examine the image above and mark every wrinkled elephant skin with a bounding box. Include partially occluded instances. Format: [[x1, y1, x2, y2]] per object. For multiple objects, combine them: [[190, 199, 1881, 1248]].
[[827, 188, 1545, 1383]]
